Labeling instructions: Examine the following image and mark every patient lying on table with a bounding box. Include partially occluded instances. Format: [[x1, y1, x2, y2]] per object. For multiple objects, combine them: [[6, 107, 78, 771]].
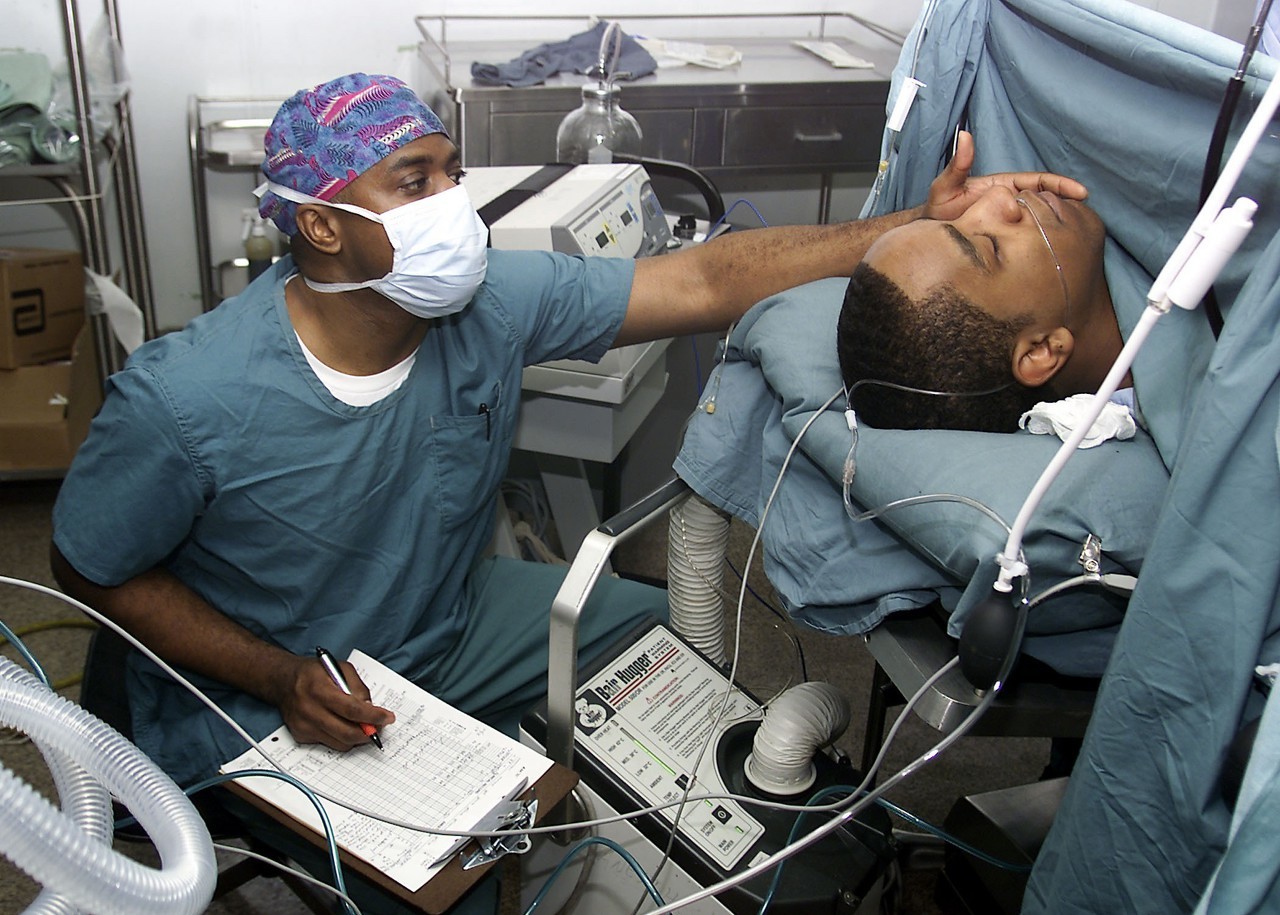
[[837, 175, 1133, 433]]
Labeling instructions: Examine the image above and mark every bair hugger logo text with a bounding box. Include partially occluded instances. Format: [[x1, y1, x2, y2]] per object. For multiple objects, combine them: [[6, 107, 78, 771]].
[[574, 689, 614, 735]]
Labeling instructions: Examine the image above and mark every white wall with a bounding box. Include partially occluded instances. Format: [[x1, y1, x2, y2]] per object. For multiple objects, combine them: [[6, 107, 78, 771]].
[[5, 0, 924, 332], [1136, 0, 1255, 35], [4, 0, 1260, 331]]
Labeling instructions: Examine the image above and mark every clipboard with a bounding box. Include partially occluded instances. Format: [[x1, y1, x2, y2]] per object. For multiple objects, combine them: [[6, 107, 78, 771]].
[[220, 651, 579, 912], [224, 762, 577, 913]]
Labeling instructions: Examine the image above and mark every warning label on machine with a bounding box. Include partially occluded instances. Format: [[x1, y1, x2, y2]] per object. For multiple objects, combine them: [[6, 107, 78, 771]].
[[575, 625, 765, 869]]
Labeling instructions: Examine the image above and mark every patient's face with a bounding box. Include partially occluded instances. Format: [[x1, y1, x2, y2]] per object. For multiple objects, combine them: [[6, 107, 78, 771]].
[[863, 186, 1107, 329]]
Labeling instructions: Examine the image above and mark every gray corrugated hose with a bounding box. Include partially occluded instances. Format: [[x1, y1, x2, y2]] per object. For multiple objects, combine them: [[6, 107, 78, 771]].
[[744, 682, 851, 795], [666, 492, 730, 665]]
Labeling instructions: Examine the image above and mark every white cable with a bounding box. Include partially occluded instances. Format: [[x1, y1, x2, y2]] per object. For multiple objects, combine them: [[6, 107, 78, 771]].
[[210, 842, 363, 914], [995, 305, 1161, 592], [0, 575, 959, 837], [5, 575, 942, 915], [1029, 573, 1136, 608], [994, 69, 1276, 587], [2, 498, 1029, 915]]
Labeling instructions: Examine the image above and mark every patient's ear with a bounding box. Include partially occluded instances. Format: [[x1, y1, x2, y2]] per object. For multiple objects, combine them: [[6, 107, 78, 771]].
[[1011, 326, 1073, 388]]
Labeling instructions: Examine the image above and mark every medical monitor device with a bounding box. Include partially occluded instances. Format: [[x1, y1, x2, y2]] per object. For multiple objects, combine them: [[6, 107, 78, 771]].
[[464, 163, 674, 260], [465, 163, 675, 402]]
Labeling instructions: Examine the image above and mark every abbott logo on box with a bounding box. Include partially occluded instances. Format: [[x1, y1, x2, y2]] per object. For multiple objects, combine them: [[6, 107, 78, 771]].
[[12, 288, 45, 336]]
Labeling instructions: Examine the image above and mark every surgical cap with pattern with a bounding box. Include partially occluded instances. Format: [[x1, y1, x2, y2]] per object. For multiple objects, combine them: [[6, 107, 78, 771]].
[[258, 72, 447, 236]]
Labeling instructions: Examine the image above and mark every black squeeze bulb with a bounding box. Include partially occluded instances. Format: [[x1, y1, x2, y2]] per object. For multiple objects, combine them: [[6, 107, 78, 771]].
[[958, 584, 1022, 691]]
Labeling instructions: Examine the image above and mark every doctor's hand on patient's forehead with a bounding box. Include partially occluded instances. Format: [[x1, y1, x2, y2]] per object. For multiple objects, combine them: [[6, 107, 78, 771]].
[[921, 129, 1089, 223]]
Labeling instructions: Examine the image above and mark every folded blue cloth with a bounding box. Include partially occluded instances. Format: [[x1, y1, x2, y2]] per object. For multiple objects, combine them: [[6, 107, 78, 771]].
[[471, 22, 657, 88]]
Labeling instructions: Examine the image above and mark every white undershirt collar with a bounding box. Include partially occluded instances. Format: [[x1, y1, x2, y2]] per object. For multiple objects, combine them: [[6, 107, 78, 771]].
[[295, 332, 417, 407]]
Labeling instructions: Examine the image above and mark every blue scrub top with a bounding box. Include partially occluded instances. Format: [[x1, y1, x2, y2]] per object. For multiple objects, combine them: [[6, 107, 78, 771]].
[[53, 249, 634, 783]]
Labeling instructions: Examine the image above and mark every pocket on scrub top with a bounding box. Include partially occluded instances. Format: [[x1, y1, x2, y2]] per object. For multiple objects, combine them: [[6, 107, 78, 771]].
[[427, 380, 505, 533]]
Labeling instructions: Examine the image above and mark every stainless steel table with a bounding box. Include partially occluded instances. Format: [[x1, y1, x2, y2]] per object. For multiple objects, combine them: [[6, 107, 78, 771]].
[[416, 13, 903, 222]]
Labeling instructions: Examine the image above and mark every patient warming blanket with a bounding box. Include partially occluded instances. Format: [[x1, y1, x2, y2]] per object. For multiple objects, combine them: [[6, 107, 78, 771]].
[[870, 0, 1280, 912], [675, 0, 1280, 910]]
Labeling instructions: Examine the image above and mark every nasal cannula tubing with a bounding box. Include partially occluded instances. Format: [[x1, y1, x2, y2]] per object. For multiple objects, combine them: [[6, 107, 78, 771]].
[[840, 378, 1024, 554], [1, 391, 1043, 915], [8, 383, 1025, 840], [1016, 197, 1071, 316], [0, 385, 1039, 910]]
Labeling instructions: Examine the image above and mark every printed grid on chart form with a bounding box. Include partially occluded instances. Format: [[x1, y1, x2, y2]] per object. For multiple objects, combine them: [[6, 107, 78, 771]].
[[288, 709, 527, 826]]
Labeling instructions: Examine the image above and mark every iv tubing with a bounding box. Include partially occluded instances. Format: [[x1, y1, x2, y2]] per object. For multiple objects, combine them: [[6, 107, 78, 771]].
[[995, 305, 1161, 591]]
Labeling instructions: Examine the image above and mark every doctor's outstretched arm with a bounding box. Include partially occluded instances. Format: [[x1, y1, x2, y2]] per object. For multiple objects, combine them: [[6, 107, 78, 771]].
[[616, 133, 1087, 346]]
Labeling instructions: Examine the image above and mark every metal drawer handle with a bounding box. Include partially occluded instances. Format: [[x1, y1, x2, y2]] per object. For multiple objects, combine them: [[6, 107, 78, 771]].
[[794, 129, 844, 143]]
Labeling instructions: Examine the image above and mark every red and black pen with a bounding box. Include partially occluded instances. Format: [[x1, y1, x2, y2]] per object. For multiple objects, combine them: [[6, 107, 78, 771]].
[[314, 646, 384, 750]]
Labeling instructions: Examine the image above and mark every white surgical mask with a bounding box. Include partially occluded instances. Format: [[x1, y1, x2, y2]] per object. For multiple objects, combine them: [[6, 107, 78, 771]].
[[259, 181, 489, 319]]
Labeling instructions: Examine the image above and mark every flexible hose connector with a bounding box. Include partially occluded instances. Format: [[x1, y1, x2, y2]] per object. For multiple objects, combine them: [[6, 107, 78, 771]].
[[0, 657, 217, 915], [667, 493, 731, 665], [744, 682, 850, 795], [26, 740, 114, 915], [1, 660, 114, 915]]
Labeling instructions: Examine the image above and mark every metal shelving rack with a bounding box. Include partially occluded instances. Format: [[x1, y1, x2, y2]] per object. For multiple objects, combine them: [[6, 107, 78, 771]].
[[1, 0, 155, 381], [187, 96, 281, 314]]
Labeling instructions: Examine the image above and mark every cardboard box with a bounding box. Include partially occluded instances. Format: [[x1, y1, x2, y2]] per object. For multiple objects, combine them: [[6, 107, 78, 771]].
[[0, 247, 85, 369], [0, 326, 102, 475]]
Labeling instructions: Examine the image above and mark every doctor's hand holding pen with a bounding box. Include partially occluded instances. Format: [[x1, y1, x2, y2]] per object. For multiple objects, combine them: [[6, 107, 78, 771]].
[[274, 649, 395, 752]]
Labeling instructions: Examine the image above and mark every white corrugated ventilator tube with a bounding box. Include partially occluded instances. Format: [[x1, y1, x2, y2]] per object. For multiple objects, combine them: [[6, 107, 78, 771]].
[[0, 656, 218, 915], [666, 492, 730, 665], [744, 681, 851, 795]]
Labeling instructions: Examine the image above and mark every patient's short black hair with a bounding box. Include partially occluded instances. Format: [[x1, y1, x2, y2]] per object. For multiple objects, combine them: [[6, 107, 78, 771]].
[[836, 262, 1040, 433]]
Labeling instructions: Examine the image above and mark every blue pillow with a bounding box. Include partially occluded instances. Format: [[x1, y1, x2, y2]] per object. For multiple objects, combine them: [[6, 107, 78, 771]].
[[675, 278, 1169, 673]]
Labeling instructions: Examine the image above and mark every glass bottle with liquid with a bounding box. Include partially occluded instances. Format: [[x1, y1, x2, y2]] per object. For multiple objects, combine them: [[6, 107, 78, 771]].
[[243, 212, 275, 282], [555, 80, 643, 164]]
